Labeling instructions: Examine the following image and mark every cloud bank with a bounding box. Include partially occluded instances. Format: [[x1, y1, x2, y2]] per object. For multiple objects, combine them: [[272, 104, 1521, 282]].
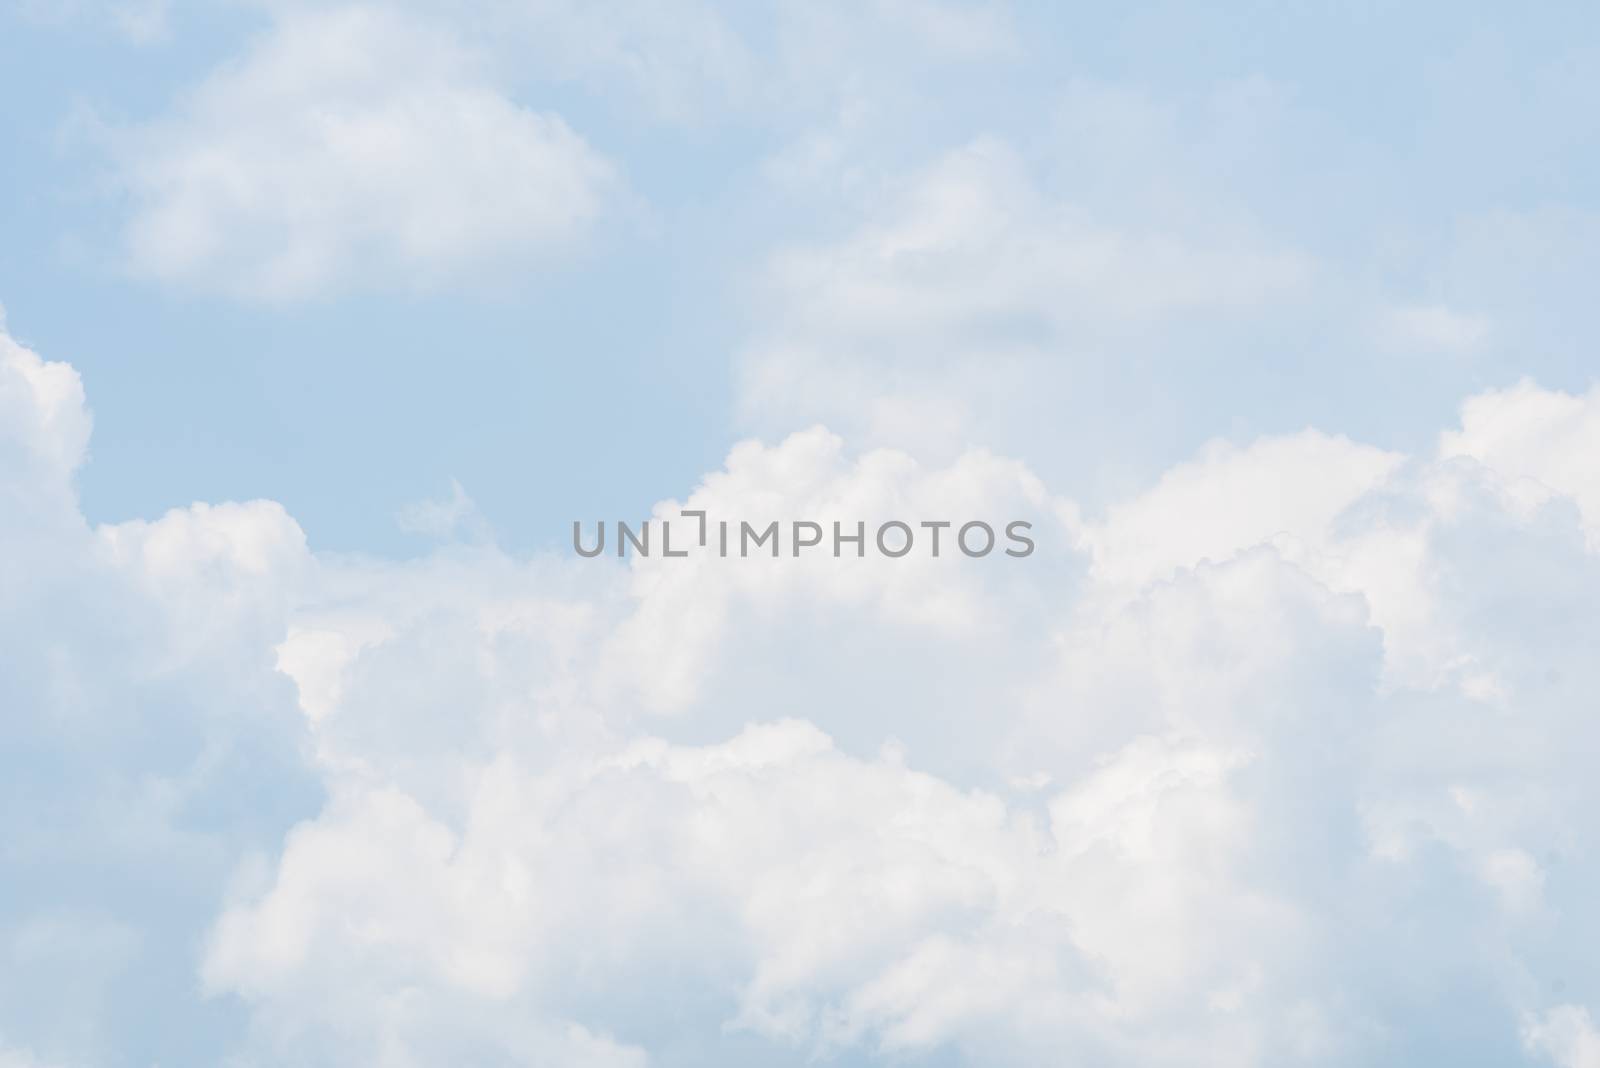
[[6, 303, 1600, 1064]]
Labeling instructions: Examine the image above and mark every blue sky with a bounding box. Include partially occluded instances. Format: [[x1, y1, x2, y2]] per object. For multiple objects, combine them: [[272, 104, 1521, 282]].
[[4, 1, 1597, 554], [4, 3, 1600, 1067]]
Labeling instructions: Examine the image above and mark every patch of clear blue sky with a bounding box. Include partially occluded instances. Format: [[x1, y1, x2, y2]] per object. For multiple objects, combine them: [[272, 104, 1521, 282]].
[[1, 0, 1597, 558]]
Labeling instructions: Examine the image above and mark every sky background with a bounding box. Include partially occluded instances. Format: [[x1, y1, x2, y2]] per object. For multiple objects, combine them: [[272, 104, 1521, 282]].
[[4, 2, 1600, 1066], [4, 0, 1598, 555]]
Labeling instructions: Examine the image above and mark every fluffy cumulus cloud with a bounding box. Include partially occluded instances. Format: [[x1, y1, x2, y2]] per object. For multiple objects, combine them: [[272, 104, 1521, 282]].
[[0, 322, 318, 1065], [104, 5, 615, 299], [82, 0, 1024, 300], [599, 427, 1074, 723], [1441, 380, 1600, 547], [8, 302, 1600, 1065], [737, 135, 1312, 462]]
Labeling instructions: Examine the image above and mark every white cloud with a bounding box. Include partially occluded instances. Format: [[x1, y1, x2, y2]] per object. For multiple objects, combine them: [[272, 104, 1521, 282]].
[[10, 315, 1600, 1065], [1526, 1006, 1600, 1068], [203, 712, 1313, 1064], [1441, 379, 1600, 547], [395, 478, 491, 542], [84, 0, 1025, 301], [738, 138, 1312, 453], [219, 397, 1600, 1065], [599, 425, 1074, 715], [0, 319, 317, 1066], [1079, 431, 1404, 592], [107, 5, 616, 300], [0, 322, 92, 489]]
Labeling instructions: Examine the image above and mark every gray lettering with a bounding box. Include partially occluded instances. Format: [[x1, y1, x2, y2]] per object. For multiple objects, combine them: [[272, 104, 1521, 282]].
[[920, 520, 951, 557], [741, 520, 778, 557], [958, 520, 995, 557], [793, 520, 823, 556], [573, 521, 605, 558], [1005, 520, 1035, 558], [834, 521, 865, 557], [876, 520, 913, 558]]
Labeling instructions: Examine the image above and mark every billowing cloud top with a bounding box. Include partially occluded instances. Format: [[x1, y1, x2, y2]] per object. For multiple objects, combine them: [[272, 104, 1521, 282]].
[[7, 299, 1600, 1064]]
